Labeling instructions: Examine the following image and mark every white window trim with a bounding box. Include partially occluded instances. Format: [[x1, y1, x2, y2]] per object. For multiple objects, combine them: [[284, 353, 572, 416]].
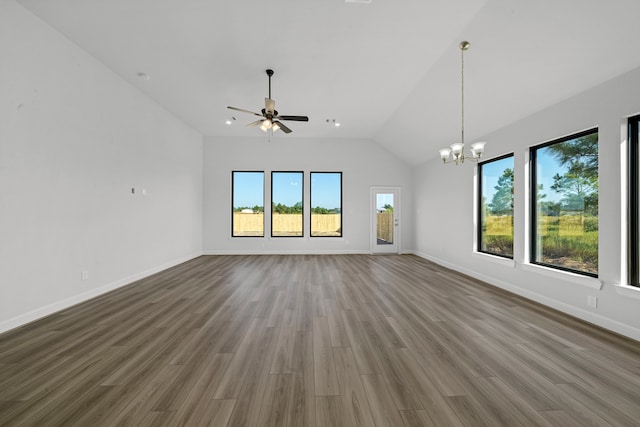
[[473, 251, 516, 267], [614, 283, 640, 300]]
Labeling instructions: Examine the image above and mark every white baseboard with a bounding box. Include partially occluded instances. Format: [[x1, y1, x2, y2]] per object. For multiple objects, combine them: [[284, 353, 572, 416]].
[[203, 249, 369, 255], [0, 252, 202, 334], [414, 251, 640, 342]]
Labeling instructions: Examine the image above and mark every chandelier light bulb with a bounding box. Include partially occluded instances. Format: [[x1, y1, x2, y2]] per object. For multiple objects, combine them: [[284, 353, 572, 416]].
[[260, 119, 273, 132], [439, 148, 452, 161], [471, 141, 486, 157], [450, 143, 464, 156]]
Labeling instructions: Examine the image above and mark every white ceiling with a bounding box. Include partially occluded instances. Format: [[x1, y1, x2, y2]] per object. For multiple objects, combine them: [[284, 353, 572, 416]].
[[17, 0, 640, 165]]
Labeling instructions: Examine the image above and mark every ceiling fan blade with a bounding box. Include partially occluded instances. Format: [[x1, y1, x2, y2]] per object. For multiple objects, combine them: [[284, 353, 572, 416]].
[[274, 121, 292, 134], [278, 115, 309, 122], [265, 98, 276, 114], [227, 106, 263, 117], [246, 119, 263, 127]]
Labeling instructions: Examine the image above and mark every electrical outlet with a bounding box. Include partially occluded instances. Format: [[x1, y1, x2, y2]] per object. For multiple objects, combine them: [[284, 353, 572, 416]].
[[587, 295, 597, 308]]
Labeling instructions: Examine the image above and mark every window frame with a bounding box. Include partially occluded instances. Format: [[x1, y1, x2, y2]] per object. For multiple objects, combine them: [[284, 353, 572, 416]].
[[477, 153, 514, 259], [310, 171, 343, 238], [529, 128, 599, 278], [271, 171, 304, 238], [628, 115, 640, 286], [231, 170, 265, 238]]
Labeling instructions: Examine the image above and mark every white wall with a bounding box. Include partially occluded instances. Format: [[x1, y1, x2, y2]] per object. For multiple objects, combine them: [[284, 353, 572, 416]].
[[203, 136, 413, 254], [0, 1, 203, 332], [6, 0, 637, 342], [414, 66, 640, 340]]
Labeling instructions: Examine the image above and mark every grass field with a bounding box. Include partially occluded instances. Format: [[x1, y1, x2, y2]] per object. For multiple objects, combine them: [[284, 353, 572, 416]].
[[481, 215, 514, 257], [482, 214, 598, 273]]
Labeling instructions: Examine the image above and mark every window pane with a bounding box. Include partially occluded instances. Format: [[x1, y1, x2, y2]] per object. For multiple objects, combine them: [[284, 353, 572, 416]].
[[232, 171, 264, 237], [272, 172, 303, 237], [479, 155, 514, 258], [637, 118, 640, 285], [532, 130, 598, 276], [630, 115, 640, 286], [311, 172, 342, 237]]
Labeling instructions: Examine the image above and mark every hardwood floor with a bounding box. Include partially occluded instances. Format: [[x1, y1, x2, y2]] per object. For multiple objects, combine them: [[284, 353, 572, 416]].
[[1, 254, 640, 426]]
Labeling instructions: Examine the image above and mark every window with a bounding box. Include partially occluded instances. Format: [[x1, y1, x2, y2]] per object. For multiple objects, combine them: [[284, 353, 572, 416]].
[[310, 172, 342, 237], [232, 171, 264, 237], [478, 154, 514, 258], [271, 171, 304, 237], [530, 129, 598, 276], [629, 115, 640, 286]]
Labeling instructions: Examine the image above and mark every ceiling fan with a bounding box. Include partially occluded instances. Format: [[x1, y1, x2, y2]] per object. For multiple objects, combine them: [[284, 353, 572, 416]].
[[227, 69, 309, 134]]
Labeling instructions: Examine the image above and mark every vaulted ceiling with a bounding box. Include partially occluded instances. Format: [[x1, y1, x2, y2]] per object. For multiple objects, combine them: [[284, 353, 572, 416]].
[[17, 0, 640, 165]]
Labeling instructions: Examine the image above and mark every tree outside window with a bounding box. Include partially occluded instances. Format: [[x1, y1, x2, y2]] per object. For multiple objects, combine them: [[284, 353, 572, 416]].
[[478, 155, 514, 258]]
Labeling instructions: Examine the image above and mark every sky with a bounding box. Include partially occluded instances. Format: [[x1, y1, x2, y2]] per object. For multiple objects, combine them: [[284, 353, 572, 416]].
[[272, 172, 304, 207], [310, 173, 341, 209], [535, 146, 569, 203], [482, 150, 571, 205], [234, 146, 578, 212], [376, 193, 394, 210], [233, 172, 264, 208], [233, 171, 341, 209], [481, 156, 514, 206]]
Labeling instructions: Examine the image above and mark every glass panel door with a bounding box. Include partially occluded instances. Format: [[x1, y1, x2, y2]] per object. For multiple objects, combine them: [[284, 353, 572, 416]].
[[371, 187, 400, 253]]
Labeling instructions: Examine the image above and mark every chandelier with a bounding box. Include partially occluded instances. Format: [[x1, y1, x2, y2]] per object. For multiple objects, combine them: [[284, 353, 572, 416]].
[[438, 41, 486, 164]]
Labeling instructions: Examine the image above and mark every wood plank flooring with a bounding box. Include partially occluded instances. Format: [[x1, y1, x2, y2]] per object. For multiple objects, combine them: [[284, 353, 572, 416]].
[[1, 254, 640, 426]]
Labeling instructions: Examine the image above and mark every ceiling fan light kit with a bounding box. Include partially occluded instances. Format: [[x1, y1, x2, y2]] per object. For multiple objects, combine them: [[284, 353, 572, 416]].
[[439, 41, 486, 165], [227, 69, 309, 135]]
